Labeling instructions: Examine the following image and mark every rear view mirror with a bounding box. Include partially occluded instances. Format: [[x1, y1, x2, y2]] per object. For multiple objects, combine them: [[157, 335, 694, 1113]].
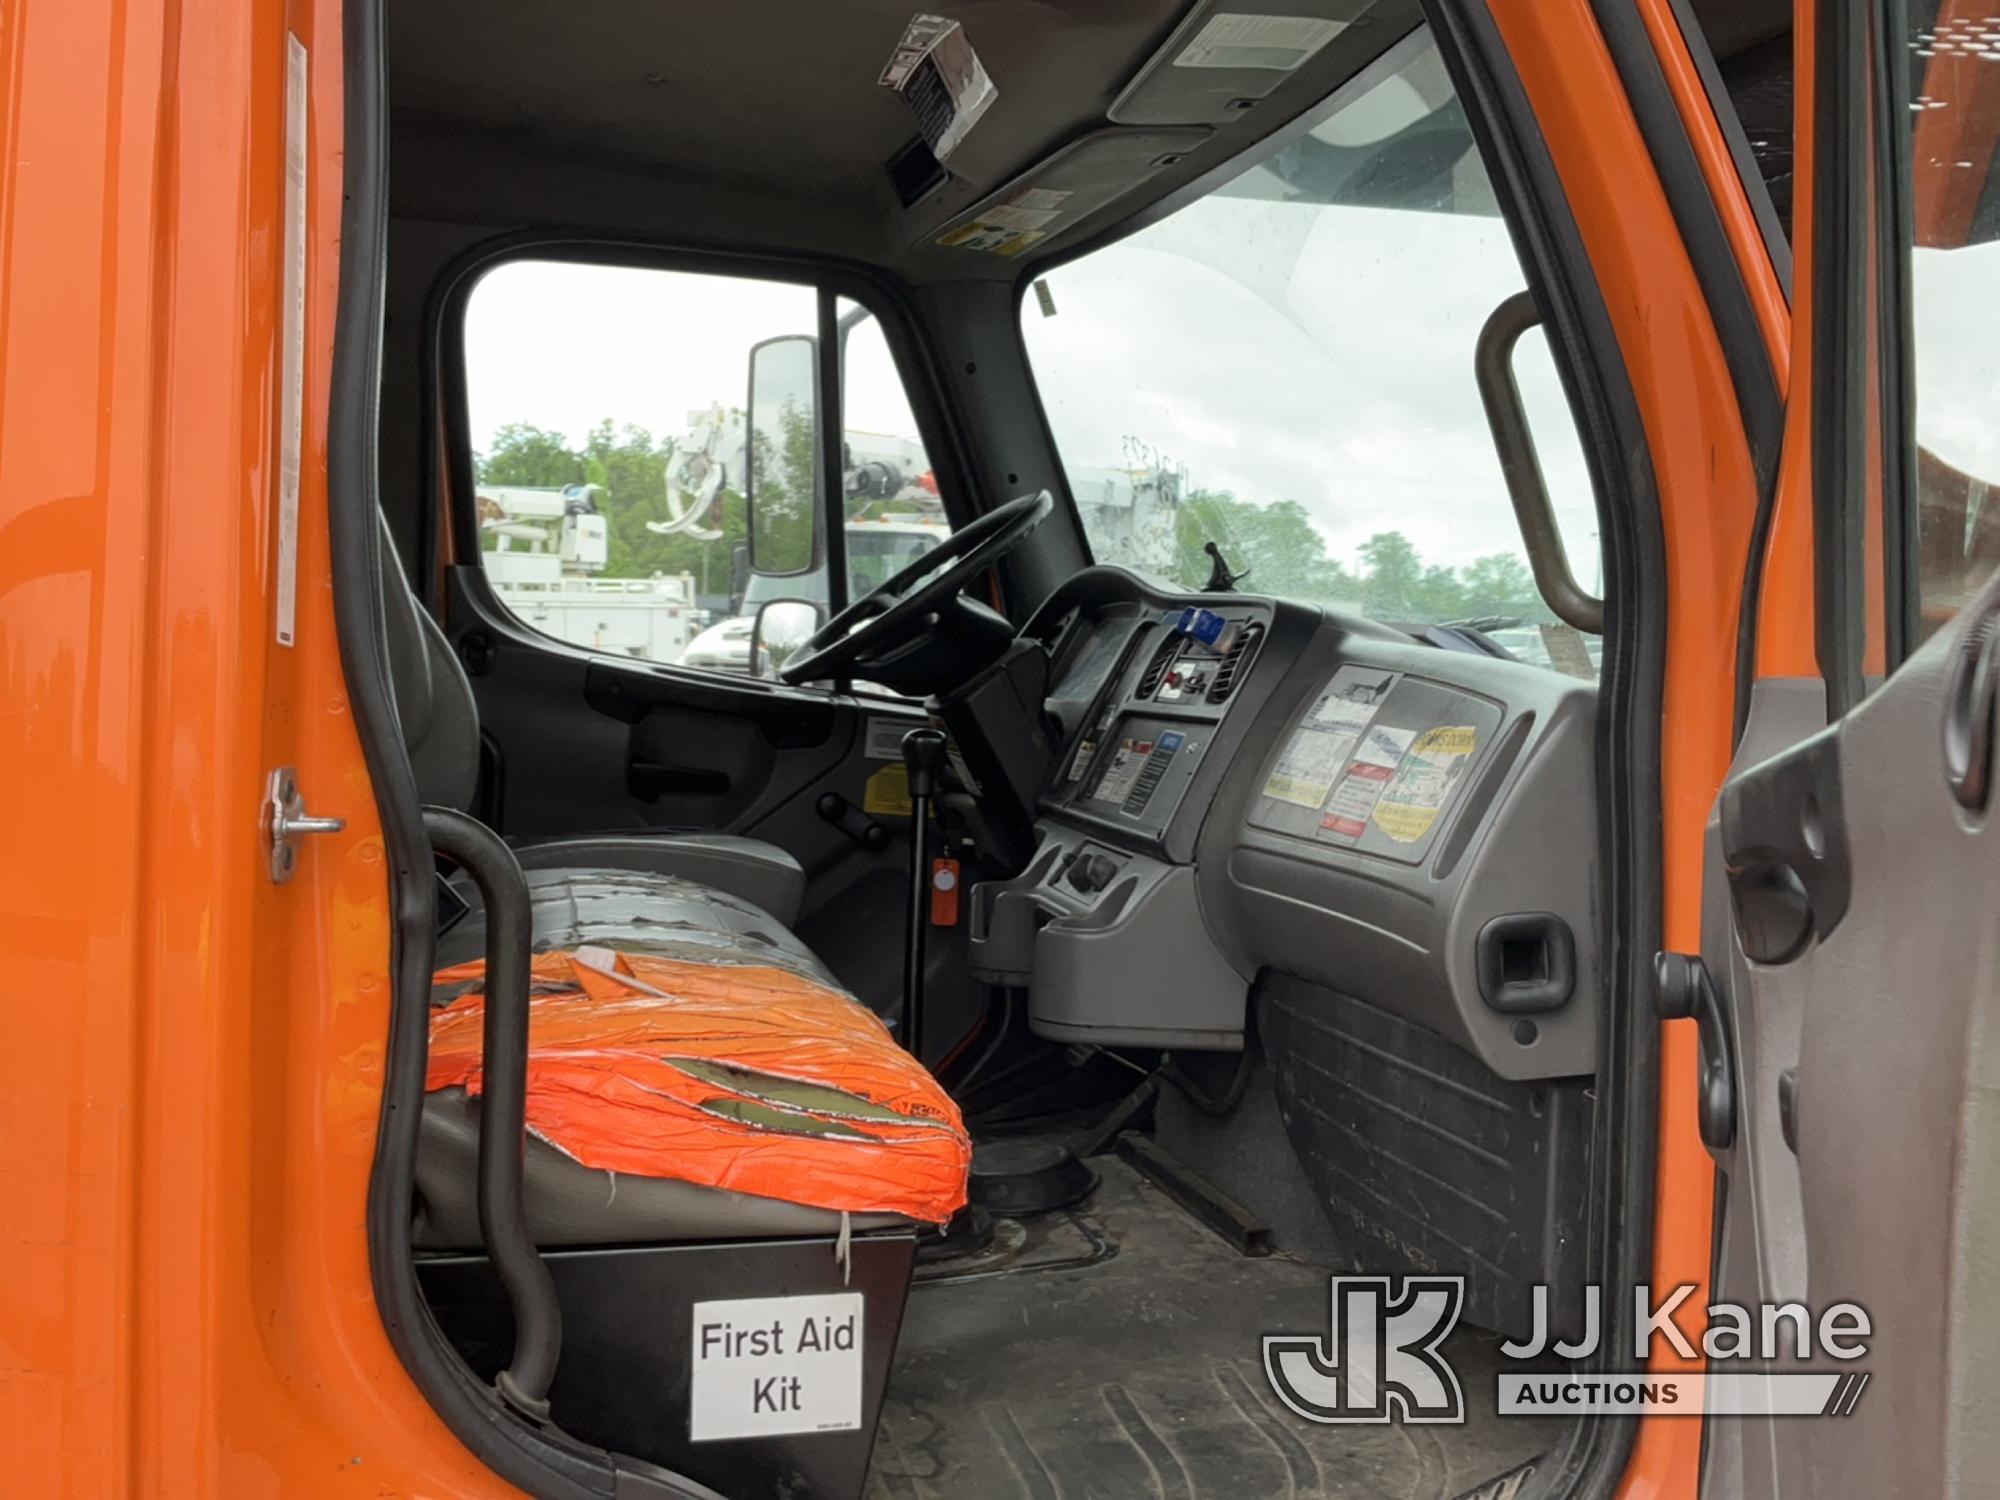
[[745, 335, 820, 577], [750, 598, 823, 680]]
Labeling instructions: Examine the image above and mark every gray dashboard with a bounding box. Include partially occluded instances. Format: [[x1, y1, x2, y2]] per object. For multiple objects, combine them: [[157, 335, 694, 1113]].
[[967, 569, 1601, 1082]]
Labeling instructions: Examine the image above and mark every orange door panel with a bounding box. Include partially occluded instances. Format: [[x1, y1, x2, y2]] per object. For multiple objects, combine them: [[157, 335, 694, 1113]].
[[0, 1, 515, 1492]]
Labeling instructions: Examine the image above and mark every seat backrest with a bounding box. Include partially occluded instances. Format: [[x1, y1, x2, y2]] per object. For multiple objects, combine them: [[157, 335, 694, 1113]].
[[378, 514, 479, 811]]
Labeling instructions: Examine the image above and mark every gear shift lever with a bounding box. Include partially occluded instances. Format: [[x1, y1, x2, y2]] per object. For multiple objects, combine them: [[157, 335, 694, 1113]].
[[899, 728, 948, 1060]]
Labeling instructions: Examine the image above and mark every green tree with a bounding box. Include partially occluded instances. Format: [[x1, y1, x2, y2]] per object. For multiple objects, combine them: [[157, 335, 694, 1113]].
[[1357, 531, 1426, 617], [1456, 552, 1549, 622], [476, 423, 583, 487], [1173, 492, 1357, 602]]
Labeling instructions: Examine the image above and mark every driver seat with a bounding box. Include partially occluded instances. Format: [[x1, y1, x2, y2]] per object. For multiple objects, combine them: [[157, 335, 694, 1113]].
[[380, 517, 806, 924], [376, 520, 952, 1243]]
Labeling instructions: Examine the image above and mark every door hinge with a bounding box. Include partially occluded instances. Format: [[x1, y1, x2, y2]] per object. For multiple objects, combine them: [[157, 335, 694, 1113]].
[[262, 766, 345, 883], [1654, 951, 1737, 1151]]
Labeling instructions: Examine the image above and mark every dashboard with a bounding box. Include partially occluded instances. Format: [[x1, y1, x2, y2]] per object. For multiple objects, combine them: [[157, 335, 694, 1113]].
[[959, 567, 1601, 1083]]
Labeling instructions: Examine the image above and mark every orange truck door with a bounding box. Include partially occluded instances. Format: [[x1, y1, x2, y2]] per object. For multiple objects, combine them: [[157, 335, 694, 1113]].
[[0, 1, 516, 1493], [1697, 2, 2000, 1495]]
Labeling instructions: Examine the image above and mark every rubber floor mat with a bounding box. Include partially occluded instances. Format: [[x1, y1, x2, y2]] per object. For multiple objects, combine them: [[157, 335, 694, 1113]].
[[867, 1158, 1560, 1499]]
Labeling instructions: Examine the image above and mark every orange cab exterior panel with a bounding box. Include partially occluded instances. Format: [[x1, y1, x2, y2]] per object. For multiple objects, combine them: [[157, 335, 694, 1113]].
[[0, 0, 513, 1492]]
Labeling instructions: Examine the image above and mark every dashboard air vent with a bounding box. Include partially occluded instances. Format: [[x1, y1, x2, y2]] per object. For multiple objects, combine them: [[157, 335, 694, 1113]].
[[1135, 632, 1180, 699], [1207, 621, 1265, 702]]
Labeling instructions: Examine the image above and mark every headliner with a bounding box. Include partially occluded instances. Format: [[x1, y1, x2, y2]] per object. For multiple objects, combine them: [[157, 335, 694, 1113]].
[[388, 0, 1793, 278]]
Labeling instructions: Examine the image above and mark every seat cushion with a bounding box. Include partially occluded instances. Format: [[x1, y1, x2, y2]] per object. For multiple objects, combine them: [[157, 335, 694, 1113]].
[[509, 832, 806, 926], [436, 866, 824, 975], [415, 1087, 910, 1247], [418, 936, 970, 1247]]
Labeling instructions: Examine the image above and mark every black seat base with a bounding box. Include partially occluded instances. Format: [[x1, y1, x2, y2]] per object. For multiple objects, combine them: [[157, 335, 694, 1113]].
[[419, 1231, 917, 1500]]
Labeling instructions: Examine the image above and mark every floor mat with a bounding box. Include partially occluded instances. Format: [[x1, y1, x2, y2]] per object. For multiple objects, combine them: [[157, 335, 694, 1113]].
[[868, 1158, 1560, 1499]]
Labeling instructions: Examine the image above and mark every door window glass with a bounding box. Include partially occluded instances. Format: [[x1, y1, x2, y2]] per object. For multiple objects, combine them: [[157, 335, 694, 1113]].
[[1904, 1, 2000, 638]]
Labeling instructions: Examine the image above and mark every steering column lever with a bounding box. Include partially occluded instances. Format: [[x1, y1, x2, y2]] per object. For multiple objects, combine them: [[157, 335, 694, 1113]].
[[900, 728, 950, 1061]]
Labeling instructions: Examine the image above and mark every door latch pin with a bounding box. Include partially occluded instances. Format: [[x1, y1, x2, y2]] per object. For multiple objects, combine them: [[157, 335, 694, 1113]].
[[263, 766, 345, 884]]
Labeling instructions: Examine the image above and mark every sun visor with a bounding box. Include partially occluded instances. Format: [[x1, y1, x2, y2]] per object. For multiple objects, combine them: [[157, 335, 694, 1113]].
[[1110, 0, 1383, 126], [924, 125, 1211, 259]]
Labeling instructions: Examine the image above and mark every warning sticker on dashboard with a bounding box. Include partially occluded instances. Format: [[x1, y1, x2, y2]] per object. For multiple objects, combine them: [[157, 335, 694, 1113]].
[[1371, 725, 1477, 843], [1317, 724, 1413, 840]]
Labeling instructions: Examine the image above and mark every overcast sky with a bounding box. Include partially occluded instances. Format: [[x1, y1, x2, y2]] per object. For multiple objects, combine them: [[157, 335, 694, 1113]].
[[466, 215, 1999, 590]]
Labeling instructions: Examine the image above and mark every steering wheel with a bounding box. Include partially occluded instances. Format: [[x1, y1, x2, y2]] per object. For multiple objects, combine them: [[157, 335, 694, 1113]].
[[779, 491, 1054, 685]]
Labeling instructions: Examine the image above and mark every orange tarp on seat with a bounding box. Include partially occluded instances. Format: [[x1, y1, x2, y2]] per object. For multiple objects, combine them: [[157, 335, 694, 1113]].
[[427, 947, 971, 1224]]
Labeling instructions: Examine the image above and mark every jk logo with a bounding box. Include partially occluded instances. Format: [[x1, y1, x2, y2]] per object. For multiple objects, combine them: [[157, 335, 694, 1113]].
[[1263, 1276, 1467, 1424]]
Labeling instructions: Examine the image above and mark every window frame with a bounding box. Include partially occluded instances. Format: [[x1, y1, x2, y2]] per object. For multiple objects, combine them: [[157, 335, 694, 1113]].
[[425, 233, 977, 692]]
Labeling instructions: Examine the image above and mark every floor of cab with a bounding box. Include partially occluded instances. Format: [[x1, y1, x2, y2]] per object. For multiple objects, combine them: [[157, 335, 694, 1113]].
[[867, 1157, 1557, 1500]]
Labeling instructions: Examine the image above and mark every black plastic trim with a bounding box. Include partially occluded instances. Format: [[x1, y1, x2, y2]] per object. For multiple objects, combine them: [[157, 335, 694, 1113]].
[[1870, 0, 1919, 665], [1426, 3, 1669, 1495], [1590, 0, 1787, 749], [815, 289, 850, 624], [1719, 721, 1853, 957], [1812, 0, 1871, 718], [1661, 0, 1796, 291]]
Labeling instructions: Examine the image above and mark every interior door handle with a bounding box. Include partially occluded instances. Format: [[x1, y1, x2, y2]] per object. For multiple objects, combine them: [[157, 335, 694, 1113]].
[[1654, 951, 1737, 1151], [627, 761, 731, 801], [1944, 608, 1999, 812]]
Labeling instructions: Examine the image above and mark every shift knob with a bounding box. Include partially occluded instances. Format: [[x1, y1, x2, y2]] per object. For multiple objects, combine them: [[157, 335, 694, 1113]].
[[901, 728, 949, 799]]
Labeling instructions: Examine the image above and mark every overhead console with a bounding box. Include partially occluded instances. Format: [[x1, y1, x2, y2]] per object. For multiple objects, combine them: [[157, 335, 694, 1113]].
[[908, 0, 1425, 265]]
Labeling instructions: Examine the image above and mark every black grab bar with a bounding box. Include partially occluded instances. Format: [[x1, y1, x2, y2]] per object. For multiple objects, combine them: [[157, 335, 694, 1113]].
[[422, 806, 562, 1420], [1473, 291, 1605, 636]]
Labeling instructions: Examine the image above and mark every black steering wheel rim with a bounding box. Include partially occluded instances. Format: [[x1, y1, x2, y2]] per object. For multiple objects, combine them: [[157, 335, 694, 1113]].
[[779, 491, 1054, 684]]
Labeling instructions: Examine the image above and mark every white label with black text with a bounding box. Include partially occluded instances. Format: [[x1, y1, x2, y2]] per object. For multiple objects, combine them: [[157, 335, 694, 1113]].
[[275, 33, 308, 646], [689, 1292, 864, 1442]]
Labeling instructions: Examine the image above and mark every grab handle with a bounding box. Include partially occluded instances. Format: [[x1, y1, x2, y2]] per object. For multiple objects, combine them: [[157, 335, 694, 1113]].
[[423, 807, 562, 1420], [1474, 292, 1605, 636]]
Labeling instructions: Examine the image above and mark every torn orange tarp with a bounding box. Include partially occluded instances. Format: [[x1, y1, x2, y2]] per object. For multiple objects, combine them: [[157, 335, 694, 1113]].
[[427, 947, 971, 1224]]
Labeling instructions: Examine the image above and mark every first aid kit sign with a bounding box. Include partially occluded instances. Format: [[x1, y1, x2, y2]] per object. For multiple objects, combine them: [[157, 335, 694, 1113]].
[[689, 1292, 864, 1441]]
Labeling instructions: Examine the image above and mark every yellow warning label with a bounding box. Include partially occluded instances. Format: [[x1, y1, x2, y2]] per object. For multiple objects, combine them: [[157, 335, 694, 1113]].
[[936, 222, 1047, 257], [1371, 725, 1477, 844], [863, 763, 914, 818]]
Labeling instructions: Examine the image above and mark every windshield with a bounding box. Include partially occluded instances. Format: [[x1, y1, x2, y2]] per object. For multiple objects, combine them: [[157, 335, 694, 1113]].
[[1020, 28, 1599, 645]]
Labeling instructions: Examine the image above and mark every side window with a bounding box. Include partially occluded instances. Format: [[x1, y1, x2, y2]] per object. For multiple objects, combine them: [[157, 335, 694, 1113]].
[[1902, 0, 2000, 640], [1017, 26, 1604, 677], [460, 260, 949, 679]]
